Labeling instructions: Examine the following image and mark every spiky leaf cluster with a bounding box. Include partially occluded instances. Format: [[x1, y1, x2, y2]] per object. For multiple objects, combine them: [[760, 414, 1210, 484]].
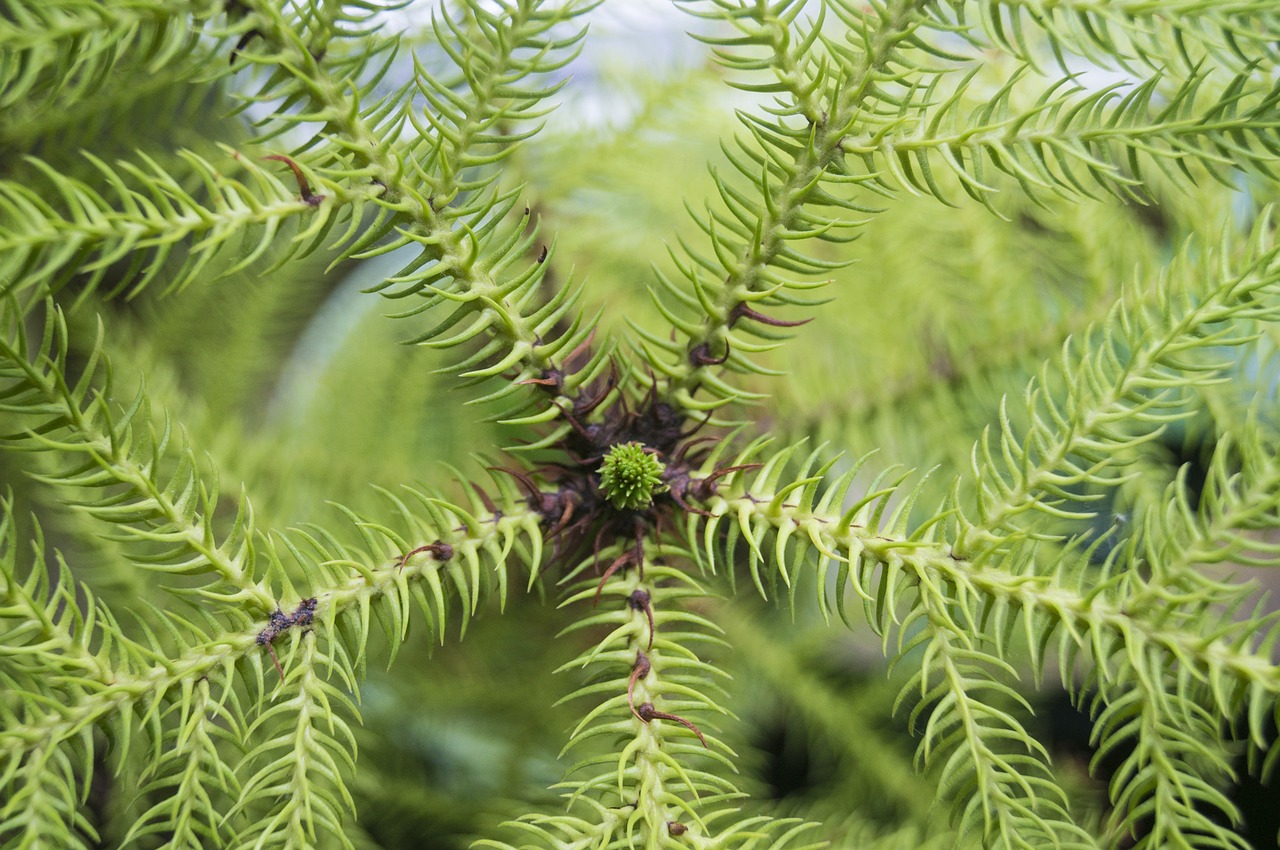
[[598, 442, 666, 510]]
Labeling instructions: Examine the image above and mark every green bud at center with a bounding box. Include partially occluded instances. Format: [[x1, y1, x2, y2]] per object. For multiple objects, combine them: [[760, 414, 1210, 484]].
[[598, 442, 666, 510]]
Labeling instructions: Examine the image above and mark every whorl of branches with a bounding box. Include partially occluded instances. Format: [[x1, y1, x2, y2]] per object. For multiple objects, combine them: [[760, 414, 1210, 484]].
[[2, 1, 1279, 850]]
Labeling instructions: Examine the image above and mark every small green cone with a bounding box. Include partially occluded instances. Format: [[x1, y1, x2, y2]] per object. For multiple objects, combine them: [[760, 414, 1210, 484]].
[[598, 442, 666, 510]]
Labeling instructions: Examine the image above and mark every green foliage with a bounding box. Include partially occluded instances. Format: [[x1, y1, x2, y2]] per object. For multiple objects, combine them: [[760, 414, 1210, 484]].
[[2, 2, 1279, 850]]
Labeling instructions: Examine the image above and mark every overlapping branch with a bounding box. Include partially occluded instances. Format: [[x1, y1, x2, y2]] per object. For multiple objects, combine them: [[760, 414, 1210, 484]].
[[0, 481, 545, 846], [0, 0, 230, 109], [938, 0, 1280, 73], [845, 67, 1280, 206], [0, 148, 366, 301], [640, 0, 934, 411], [236, 0, 603, 421], [685, 215, 1280, 849]]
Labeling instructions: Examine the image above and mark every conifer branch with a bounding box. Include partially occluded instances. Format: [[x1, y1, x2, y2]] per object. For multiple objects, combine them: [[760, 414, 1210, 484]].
[[911, 599, 1094, 849], [0, 732, 98, 850], [553, 560, 735, 847], [1, 487, 545, 842], [694, 455, 1280, 848], [1117, 428, 1280, 622], [122, 678, 241, 848], [0, 46, 210, 154], [1091, 665, 1246, 850], [0, 303, 275, 610], [0, 299, 544, 844], [645, 0, 930, 412], [238, 0, 600, 419], [0, 514, 145, 704], [942, 0, 1280, 73], [0, 149, 362, 300], [0, 0, 229, 109], [485, 557, 825, 850], [953, 214, 1280, 558], [684, 210, 1280, 843], [848, 68, 1280, 206], [228, 636, 359, 850]]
